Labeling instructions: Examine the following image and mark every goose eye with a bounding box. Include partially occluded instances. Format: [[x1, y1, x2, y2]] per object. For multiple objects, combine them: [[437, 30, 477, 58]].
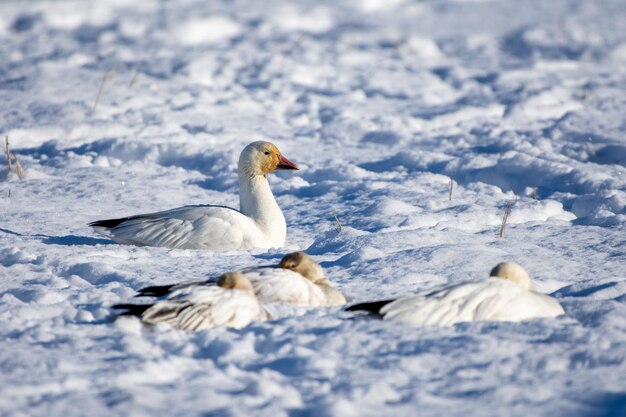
[[264, 151, 270, 155]]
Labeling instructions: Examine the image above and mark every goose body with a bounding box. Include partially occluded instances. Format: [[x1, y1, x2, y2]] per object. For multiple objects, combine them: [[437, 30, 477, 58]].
[[90, 141, 298, 250], [347, 262, 564, 326], [118, 252, 346, 323], [159, 268, 336, 307], [116, 272, 270, 331]]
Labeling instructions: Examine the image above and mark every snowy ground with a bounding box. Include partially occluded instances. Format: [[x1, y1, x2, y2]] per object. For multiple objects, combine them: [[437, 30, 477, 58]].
[[1, 0, 626, 415]]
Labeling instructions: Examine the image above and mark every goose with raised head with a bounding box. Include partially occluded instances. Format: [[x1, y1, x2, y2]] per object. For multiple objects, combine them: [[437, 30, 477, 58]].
[[90, 141, 299, 250], [114, 272, 271, 331], [346, 262, 564, 326]]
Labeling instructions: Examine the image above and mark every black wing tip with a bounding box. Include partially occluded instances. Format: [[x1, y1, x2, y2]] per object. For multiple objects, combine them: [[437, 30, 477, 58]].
[[89, 218, 128, 229], [345, 299, 394, 314], [112, 303, 152, 317], [135, 284, 176, 298]]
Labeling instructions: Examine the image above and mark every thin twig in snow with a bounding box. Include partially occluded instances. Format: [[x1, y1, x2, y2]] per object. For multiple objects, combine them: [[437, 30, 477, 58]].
[[15, 156, 24, 179], [334, 213, 344, 233], [92, 69, 116, 113], [500, 203, 512, 239], [129, 69, 138, 89], [5, 136, 12, 172], [531, 188, 538, 200]]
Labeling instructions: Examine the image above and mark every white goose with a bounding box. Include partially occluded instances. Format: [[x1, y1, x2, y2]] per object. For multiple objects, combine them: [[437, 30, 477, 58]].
[[90, 141, 299, 250], [346, 262, 564, 326], [213, 253, 346, 306], [115, 272, 270, 331], [130, 252, 346, 307]]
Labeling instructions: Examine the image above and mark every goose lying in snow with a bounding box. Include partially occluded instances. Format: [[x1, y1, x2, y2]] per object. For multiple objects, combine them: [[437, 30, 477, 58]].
[[346, 262, 564, 326], [114, 252, 346, 330], [115, 272, 270, 331], [90, 141, 299, 250], [274, 251, 346, 306], [133, 251, 345, 307]]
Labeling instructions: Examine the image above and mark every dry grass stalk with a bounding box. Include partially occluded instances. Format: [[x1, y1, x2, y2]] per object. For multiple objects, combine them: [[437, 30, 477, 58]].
[[5, 136, 12, 172], [499, 203, 512, 239], [93, 69, 116, 113], [15, 156, 24, 179], [333, 213, 344, 233], [558, 17, 567, 44], [4, 136, 25, 180], [129, 69, 138, 89], [531, 188, 538, 200], [449, 177, 454, 201]]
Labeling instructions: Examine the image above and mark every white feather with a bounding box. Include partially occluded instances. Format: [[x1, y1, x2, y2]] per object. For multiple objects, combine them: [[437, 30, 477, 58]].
[[242, 267, 338, 306], [380, 278, 564, 327], [142, 286, 270, 331], [91, 141, 296, 250], [164, 267, 345, 307]]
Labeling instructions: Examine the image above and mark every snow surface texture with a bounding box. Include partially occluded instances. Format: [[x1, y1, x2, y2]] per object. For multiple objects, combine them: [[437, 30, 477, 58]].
[[1, 0, 626, 416]]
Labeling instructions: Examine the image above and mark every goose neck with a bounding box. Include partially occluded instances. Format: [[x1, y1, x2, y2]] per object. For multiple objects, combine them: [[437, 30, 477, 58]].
[[239, 174, 284, 227]]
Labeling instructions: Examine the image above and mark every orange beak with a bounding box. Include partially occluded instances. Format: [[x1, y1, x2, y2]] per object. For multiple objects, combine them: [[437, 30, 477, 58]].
[[277, 154, 299, 170]]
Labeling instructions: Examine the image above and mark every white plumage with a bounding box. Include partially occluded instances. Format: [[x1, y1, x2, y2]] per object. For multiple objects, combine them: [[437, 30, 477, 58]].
[[161, 268, 332, 307], [114, 252, 345, 331], [273, 251, 347, 306], [350, 262, 564, 326], [140, 252, 345, 307], [232, 266, 345, 307], [90, 141, 299, 250], [139, 272, 270, 331]]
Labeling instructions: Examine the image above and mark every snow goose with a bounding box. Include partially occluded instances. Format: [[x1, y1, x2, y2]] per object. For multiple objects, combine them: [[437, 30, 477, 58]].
[[346, 262, 564, 326], [114, 272, 270, 331], [276, 251, 346, 306], [133, 252, 346, 307], [90, 141, 299, 250]]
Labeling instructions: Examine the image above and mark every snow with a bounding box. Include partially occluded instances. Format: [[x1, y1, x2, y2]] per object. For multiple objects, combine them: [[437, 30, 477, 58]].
[[1, 0, 626, 416], [175, 16, 242, 46]]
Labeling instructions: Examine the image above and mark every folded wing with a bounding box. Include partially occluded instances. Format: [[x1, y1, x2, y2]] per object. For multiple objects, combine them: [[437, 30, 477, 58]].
[[137, 286, 269, 331], [380, 279, 564, 326], [91, 205, 260, 250]]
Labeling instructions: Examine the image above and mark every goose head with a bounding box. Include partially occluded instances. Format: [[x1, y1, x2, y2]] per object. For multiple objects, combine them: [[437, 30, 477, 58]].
[[217, 271, 255, 296], [238, 141, 299, 178], [489, 262, 532, 290], [278, 251, 329, 285]]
